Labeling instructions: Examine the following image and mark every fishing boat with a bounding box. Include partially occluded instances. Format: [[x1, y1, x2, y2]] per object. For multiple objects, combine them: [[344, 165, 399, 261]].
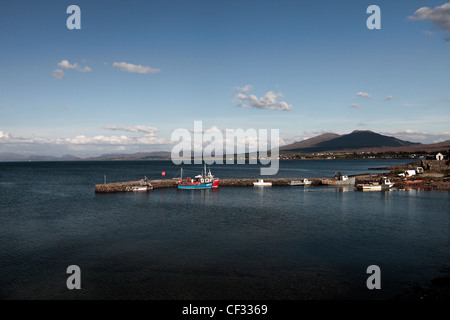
[[356, 177, 394, 191], [177, 164, 220, 190], [289, 179, 311, 186], [130, 177, 154, 192], [321, 172, 355, 186], [253, 179, 272, 186]]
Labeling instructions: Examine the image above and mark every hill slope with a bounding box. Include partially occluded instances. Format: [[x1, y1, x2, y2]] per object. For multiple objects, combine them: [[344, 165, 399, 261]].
[[282, 130, 421, 153], [280, 133, 341, 150]]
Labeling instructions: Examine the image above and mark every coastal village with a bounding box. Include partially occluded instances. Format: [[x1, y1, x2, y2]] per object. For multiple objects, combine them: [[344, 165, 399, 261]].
[[95, 151, 450, 193]]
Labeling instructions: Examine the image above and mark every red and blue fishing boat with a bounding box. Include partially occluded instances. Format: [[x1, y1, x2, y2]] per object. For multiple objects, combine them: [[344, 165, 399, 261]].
[[177, 164, 220, 190]]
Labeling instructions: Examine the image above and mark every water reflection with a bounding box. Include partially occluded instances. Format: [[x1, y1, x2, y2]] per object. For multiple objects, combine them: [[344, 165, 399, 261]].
[[331, 186, 354, 193], [175, 188, 221, 205]]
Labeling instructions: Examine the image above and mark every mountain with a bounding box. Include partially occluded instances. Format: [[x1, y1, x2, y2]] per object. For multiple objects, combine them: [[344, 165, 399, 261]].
[[0, 153, 28, 161], [282, 130, 421, 153], [0, 151, 172, 162], [374, 140, 450, 153], [280, 133, 341, 150], [0, 153, 79, 161], [87, 151, 172, 161], [60, 154, 81, 160]]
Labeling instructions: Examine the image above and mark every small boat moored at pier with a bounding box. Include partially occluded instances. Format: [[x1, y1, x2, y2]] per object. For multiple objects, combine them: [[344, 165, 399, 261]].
[[356, 177, 394, 191], [321, 172, 355, 186], [131, 185, 153, 192], [253, 179, 272, 186], [289, 179, 311, 186], [128, 177, 154, 192]]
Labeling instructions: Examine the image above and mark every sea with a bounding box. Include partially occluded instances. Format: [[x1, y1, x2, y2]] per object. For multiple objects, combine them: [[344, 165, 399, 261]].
[[0, 159, 449, 300]]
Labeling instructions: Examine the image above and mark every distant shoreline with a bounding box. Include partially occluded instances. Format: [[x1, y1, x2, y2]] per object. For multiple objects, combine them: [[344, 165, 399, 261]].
[[0, 156, 424, 163]]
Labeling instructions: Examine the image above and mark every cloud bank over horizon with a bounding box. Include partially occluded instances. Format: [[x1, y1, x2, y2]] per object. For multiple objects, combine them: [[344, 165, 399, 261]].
[[0, 126, 171, 156], [2, 126, 450, 158]]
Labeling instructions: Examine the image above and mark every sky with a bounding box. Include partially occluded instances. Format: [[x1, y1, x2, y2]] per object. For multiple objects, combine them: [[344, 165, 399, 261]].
[[0, 0, 450, 156]]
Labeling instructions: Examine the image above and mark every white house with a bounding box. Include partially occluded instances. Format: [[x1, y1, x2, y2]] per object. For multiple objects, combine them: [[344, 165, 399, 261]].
[[436, 152, 444, 161]]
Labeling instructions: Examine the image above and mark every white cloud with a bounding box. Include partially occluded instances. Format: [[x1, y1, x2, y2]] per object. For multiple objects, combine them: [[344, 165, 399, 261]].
[[103, 125, 159, 135], [112, 62, 160, 74], [52, 69, 65, 79], [355, 92, 372, 99], [409, 3, 450, 30], [58, 60, 78, 70], [189, 125, 223, 134], [234, 86, 293, 111], [233, 85, 253, 93], [0, 126, 169, 148], [65, 134, 166, 145], [400, 103, 425, 107], [350, 103, 361, 108], [380, 129, 450, 144], [79, 66, 92, 72], [57, 59, 92, 72], [422, 30, 436, 36], [0, 131, 10, 139]]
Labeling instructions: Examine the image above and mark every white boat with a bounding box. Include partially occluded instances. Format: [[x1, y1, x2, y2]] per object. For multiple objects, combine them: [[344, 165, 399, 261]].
[[322, 173, 355, 186], [356, 177, 394, 192], [131, 185, 153, 192], [289, 179, 311, 186], [130, 177, 154, 192], [253, 179, 272, 186]]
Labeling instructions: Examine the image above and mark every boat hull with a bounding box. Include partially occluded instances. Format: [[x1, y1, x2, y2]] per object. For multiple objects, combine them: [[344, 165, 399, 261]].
[[178, 182, 213, 190], [131, 186, 152, 192], [356, 185, 392, 191], [289, 179, 311, 186], [212, 180, 220, 188], [321, 177, 355, 186]]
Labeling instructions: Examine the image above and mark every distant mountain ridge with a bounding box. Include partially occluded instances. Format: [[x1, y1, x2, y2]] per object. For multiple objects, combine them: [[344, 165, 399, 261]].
[[281, 130, 421, 153], [2, 131, 449, 161], [0, 153, 73, 161], [0, 151, 170, 161], [86, 151, 171, 161], [280, 133, 341, 151]]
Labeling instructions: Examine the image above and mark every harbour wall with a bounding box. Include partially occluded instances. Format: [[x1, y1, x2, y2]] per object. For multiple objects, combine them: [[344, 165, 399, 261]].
[[95, 178, 325, 193]]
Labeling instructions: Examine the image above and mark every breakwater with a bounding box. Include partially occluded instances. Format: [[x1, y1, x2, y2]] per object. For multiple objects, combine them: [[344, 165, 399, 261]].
[[94, 170, 450, 193], [95, 178, 325, 193]]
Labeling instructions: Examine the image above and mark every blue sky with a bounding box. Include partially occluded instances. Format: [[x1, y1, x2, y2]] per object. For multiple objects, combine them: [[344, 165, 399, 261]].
[[1, 0, 450, 156]]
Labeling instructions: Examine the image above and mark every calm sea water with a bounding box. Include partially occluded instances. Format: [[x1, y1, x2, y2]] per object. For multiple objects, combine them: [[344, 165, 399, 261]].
[[0, 159, 449, 300]]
